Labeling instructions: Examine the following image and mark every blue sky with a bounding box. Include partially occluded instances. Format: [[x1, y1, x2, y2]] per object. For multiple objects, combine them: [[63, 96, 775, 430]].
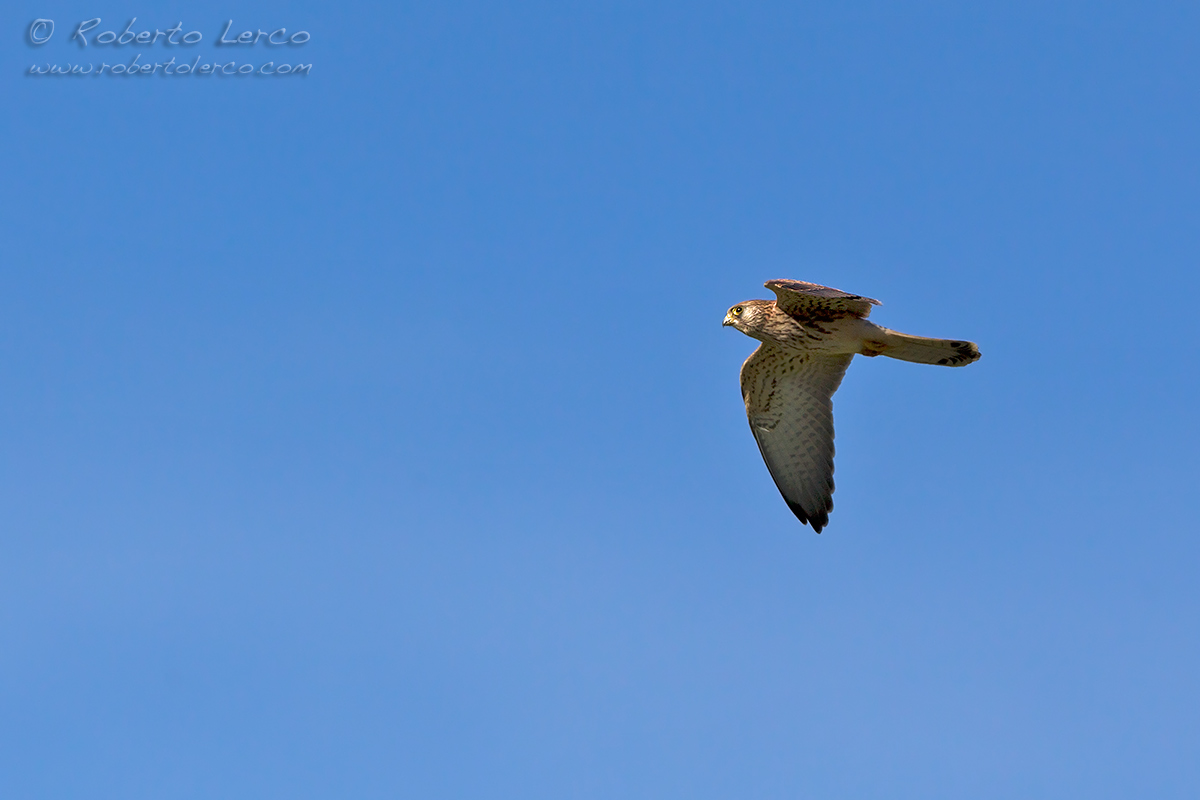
[[3, 1, 1199, 797]]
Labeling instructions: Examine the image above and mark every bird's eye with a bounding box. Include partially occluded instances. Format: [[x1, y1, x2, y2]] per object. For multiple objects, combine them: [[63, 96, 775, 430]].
[[732, 306, 743, 316]]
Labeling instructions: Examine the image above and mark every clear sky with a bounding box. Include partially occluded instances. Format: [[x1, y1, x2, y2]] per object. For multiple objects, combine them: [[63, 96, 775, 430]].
[[4, 1, 1199, 797]]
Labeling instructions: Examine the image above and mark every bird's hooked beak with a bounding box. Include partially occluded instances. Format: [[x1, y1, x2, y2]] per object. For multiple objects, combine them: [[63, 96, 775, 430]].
[[722, 312, 734, 327]]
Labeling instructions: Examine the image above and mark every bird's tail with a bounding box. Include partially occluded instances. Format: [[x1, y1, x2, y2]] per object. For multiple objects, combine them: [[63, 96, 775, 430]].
[[863, 328, 981, 367]]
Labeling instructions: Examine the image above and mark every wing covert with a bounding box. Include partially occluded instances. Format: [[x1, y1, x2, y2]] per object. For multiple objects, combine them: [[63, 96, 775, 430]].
[[765, 279, 880, 320]]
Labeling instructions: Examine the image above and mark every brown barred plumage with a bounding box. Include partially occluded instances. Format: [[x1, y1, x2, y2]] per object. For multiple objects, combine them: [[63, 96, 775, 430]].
[[724, 279, 980, 532]]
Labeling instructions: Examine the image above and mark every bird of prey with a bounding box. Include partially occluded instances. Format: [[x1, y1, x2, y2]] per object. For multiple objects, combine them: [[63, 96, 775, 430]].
[[723, 279, 980, 532]]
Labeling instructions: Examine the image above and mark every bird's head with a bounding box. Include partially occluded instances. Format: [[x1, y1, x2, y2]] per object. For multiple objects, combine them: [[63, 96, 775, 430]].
[[723, 299, 772, 337]]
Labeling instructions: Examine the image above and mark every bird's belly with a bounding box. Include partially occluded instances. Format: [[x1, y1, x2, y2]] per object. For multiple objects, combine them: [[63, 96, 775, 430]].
[[771, 318, 867, 355]]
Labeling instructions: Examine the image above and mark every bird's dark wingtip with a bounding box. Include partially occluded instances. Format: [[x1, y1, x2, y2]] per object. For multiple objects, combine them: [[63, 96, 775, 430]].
[[786, 501, 827, 534]]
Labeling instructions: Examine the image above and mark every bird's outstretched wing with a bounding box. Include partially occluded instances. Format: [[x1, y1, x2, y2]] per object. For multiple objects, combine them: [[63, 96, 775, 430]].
[[740, 344, 854, 532], [765, 279, 880, 320]]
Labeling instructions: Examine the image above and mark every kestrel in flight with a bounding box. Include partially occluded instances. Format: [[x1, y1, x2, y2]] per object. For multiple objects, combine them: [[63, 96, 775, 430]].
[[724, 279, 980, 533]]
